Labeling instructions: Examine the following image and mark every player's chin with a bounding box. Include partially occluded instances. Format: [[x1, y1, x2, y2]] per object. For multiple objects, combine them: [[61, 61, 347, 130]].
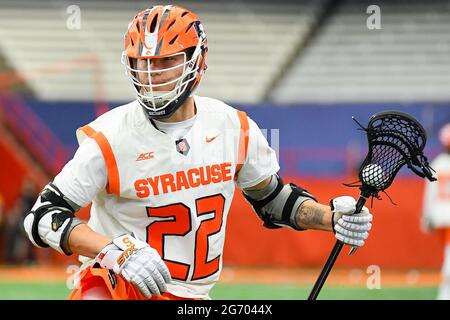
[[156, 87, 174, 92], [150, 85, 176, 92]]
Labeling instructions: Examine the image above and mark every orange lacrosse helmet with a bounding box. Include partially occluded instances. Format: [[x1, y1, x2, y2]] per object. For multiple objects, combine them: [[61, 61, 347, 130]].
[[122, 5, 207, 119], [439, 123, 450, 150]]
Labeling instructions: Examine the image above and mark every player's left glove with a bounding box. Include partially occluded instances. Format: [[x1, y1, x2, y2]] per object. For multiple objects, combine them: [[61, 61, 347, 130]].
[[94, 233, 171, 298], [331, 196, 373, 247]]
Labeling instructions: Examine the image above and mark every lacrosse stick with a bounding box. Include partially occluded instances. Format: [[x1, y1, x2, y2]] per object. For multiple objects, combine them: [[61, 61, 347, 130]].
[[308, 110, 436, 300]]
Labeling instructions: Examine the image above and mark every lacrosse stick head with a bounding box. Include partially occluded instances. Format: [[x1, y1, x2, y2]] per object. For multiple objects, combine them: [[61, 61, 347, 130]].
[[355, 111, 436, 197]]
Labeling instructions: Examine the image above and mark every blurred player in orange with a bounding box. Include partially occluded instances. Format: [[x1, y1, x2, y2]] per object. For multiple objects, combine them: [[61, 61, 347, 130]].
[[23, 5, 373, 300], [422, 123, 450, 299]]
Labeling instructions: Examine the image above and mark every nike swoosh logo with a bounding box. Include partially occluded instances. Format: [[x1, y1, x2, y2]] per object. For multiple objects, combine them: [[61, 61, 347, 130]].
[[206, 134, 220, 143]]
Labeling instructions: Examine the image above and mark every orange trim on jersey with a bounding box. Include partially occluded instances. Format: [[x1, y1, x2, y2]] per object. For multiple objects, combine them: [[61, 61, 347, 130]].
[[69, 267, 203, 300], [234, 110, 250, 181], [79, 125, 120, 196]]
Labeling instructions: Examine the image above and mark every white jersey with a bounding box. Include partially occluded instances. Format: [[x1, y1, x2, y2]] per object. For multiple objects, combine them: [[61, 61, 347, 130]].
[[54, 95, 279, 299], [422, 152, 450, 228]]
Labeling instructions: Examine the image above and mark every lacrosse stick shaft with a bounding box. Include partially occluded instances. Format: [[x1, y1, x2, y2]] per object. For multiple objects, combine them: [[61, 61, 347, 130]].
[[307, 191, 370, 300]]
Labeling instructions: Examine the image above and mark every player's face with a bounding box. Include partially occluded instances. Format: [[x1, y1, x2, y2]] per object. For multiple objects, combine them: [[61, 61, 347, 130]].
[[136, 52, 186, 92]]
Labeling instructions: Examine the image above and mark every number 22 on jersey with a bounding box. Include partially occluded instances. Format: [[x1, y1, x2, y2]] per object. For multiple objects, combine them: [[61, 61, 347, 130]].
[[146, 194, 224, 281]]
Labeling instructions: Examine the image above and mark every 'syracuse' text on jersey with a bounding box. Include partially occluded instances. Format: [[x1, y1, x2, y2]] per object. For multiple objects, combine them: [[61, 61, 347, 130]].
[[54, 95, 279, 299]]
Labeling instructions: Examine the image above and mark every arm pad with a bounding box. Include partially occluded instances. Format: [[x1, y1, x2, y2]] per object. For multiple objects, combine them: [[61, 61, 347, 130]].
[[23, 182, 85, 255], [243, 174, 317, 230]]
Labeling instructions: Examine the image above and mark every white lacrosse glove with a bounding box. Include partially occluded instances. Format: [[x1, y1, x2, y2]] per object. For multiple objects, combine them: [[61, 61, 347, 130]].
[[95, 233, 171, 298], [331, 196, 373, 247]]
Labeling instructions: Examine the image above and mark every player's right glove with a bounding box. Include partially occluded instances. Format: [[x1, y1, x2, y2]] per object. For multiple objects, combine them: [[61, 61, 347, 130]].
[[331, 196, 373, 247], [94, 233, 171, 298]]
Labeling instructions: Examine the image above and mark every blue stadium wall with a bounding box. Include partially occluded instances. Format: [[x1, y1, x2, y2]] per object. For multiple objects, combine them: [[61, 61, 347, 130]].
[[28, 99, 450, 177]]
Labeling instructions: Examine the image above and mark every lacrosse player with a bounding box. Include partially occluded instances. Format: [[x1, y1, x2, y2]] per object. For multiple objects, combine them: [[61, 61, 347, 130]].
[[422, 123, 450, 299], [23, 5, 373, 300]]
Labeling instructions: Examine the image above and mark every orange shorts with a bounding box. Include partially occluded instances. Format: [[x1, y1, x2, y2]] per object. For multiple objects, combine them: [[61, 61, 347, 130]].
[[69, 267, 200, 300]]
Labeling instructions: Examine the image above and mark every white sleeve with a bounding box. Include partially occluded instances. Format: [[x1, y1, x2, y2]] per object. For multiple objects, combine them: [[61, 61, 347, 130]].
[[236, 117, 280, 189], [422, 178, 437, 219], [422, 155, 450, 227], [53, 138, 107, 208]]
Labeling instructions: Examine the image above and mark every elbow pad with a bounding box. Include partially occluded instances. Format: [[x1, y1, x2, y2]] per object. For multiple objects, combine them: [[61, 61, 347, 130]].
[[23, 182, 85, 256], [243, 174, 317, 231]]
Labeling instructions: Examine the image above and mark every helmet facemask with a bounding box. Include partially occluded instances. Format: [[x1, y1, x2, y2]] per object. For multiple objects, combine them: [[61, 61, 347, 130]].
[[122, 48, 199, 119]]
